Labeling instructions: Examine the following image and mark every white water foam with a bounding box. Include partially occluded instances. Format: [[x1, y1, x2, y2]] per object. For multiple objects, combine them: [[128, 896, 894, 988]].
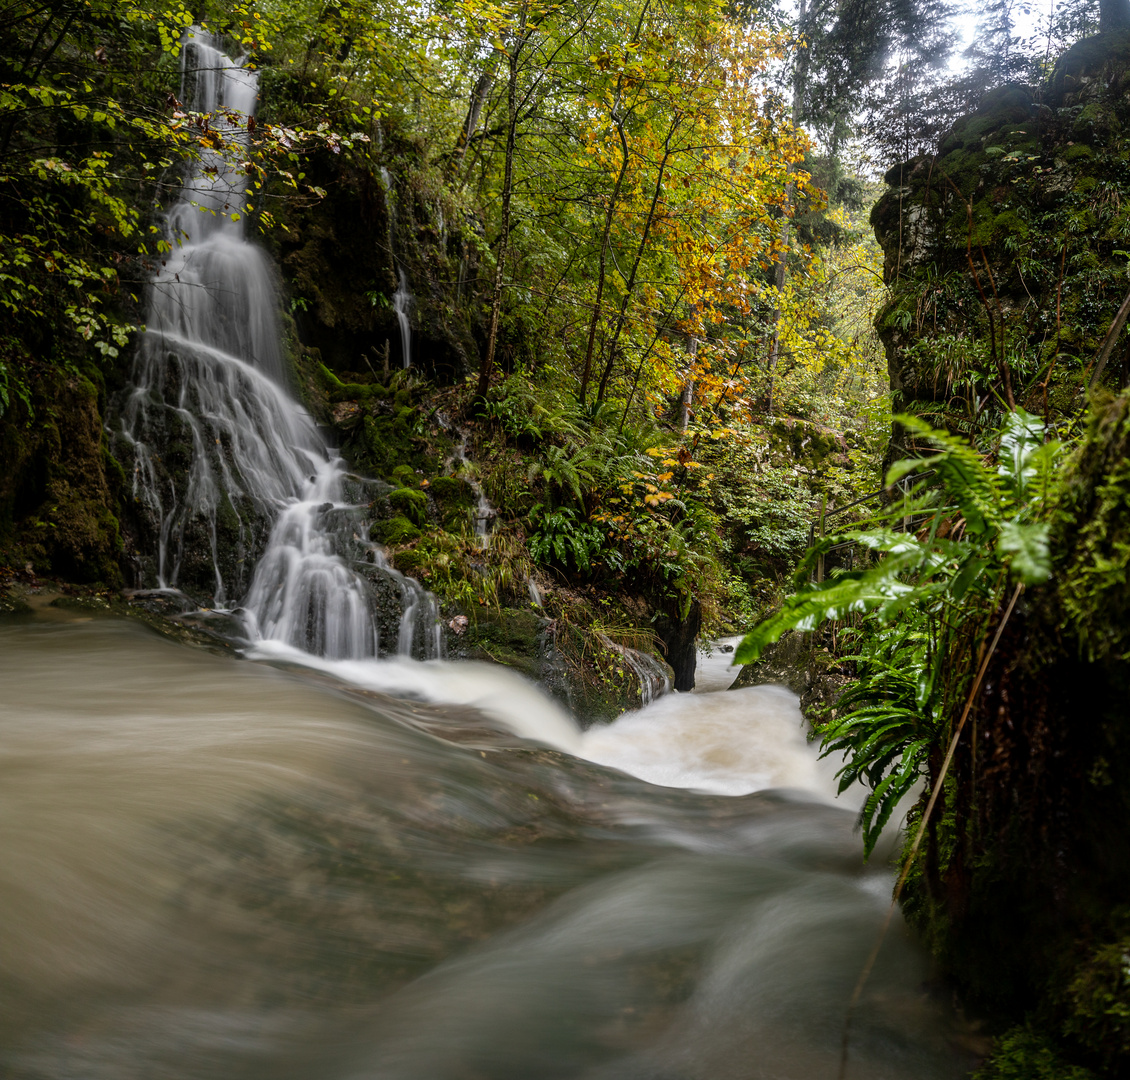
[[248, 644, 840, 801], [579, 684, 836, 797]]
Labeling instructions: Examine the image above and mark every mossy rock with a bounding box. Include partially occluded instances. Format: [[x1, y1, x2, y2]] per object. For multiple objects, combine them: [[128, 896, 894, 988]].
[[388, 487, 428, 527], [391, 464, 419, 488], [991, 209, 1029, 242], [389, 544, 429, 575], [318, 363, 387, 402], [0, 591, 33, 616], [730, 628, 847, 722], [935, 147, 989, 194], [428, 475, 474, 507], [1073, 102, 1122, 145], [344, 414, 438, 480], [0, 366, 124, 585], [1061, 143, 1097, 164], [376, 515, 421, 545], [459, 606, 547, 680]]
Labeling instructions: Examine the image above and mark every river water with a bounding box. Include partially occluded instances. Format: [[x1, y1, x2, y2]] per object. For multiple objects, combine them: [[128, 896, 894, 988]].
[[0, 612, 973, 1080]]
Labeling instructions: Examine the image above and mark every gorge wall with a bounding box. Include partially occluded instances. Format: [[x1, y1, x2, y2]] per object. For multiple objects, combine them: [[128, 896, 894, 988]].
[[872, 30, 1130, 1078], [872, 30, 1130, 427]]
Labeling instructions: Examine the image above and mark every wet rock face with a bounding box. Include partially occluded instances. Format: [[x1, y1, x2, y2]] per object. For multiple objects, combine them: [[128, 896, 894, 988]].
[[730, 628, 848, 722], [871, 31, 1130, 420], [0, 368, 123, 586], [268, 146, 484, 388]]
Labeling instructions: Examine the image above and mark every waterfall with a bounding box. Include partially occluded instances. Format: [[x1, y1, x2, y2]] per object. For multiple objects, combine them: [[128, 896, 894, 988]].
[[596, 633, 672, 707], [381, 167, 414, 369], [118, 30, 440, 660], [450, 431, 494, 547], [393, 268, 413, 369]]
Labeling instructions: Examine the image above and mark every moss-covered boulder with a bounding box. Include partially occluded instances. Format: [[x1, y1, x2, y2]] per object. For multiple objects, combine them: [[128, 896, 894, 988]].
[[871, 31, 1130, 424], [428, 475, 476, 532], [376, 515, 422, 545], [388, 487, 428, 528], [391, 464, 419, 488], [730, 628, 848, 722]]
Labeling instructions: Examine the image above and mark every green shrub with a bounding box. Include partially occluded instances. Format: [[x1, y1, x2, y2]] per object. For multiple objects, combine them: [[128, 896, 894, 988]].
[[975, 1028, 1095, 1079]]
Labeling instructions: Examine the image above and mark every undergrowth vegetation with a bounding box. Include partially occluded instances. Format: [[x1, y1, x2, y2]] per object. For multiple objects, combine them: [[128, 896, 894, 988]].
[[736, 409, 1060, 855]]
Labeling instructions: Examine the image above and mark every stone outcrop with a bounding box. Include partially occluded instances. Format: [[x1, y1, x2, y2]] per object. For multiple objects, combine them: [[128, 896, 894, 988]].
[[872, 31, 1130, 425]]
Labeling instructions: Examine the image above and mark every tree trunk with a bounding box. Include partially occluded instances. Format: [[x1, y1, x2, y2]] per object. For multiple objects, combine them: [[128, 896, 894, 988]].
[[578, 102, 628, 406], [678, 336, 697, 431], [476, 6, 528, 402], [595, 128, 677, 404], [449, 65, 498, 180], [655, 599, 701, 692], [765, 0, 808, 417]]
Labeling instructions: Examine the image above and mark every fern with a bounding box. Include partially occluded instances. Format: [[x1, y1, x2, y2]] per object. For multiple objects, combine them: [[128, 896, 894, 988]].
[[735, 410, 1062, 857]]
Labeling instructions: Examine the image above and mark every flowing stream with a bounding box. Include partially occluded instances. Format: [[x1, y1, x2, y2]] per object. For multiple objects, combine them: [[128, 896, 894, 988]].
[[7, 32, 974, 1080], [0, 615, 973, 1080]]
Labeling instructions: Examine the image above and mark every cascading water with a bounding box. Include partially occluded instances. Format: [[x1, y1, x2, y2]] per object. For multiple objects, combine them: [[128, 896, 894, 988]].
[[118, 31, 439, 658], [448, 429, 495, 547], [393, 268, 414, 369], [381, 166, 414, 369], [596, 633, 672, 707]]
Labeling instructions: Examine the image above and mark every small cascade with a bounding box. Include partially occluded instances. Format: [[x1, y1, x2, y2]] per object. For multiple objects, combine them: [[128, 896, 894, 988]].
[[380, 167, 414, 369], [118, 30, 441, 660], [393, 268, 413, 369], [527, 578, 543, 607], [450, 433, 495, 547], [597, 633, 672, 707]]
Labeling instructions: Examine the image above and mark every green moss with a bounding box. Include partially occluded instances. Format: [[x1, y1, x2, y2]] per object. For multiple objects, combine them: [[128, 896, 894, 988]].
[[1056, 393, 1130, 660], [391, 464, 419, 488], [1062, 144, 1096, 163], [992, 209, 1029, 241], [1074, 102, 1122, 145], [389, 486, 428, 527], [389, 544, 429, 575], [428, 475, 473, 505], [936, 148, 988, 195], [318, 363, 388, 402], [376, 515, 421, 544]]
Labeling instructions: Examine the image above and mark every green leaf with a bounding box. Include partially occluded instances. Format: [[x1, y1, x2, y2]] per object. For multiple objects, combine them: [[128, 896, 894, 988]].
[[733, 573, 914, 665], [1000, 520, 1051, 585], [997, 408, 1045, 502]]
